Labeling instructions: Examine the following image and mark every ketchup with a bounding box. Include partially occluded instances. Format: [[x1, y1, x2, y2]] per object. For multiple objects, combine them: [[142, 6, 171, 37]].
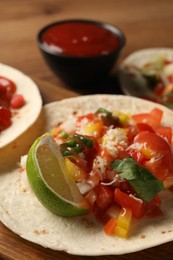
[[41, 22, 120, 57], [0, 76, 25, 131]]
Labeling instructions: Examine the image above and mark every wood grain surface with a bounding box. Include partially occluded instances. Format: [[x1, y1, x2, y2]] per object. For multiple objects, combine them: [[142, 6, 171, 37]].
[[1, 0, 173, 259]]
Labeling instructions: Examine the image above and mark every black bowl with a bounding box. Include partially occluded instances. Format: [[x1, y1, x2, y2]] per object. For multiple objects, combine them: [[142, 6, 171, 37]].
[[37, 19, 126, 91]]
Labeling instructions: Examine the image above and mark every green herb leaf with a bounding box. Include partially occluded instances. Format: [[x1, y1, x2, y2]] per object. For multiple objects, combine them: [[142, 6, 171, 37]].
[[60, 134, 94, 157], [95, 107, 120, 127], [111, 158, 164, 202], [96, 108, 112, 118]]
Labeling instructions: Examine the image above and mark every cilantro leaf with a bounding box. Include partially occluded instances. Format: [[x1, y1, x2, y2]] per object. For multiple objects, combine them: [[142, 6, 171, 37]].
[[111, 158, 164, 202]]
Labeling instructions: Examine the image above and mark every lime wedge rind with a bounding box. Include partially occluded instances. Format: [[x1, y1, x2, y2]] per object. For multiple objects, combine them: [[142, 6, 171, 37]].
[[26, 134, 88, 217]]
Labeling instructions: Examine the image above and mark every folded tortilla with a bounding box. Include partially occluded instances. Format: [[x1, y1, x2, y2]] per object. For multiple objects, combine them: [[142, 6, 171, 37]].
[[0, 63, 42, 148], [118, 48, 173, 97], [0, 95, 173, 256]]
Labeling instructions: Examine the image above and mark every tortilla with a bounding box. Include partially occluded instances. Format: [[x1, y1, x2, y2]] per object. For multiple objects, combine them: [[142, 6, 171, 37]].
[[0, 94, 173, 256], [118, 48, 173, 97], [0, 63, 42, 148]]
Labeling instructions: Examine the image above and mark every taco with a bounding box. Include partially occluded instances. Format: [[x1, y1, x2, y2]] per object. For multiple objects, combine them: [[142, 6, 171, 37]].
[[118, 48, 173, 106], [0, 63, 42, 149], [0, 94, 173, 256]]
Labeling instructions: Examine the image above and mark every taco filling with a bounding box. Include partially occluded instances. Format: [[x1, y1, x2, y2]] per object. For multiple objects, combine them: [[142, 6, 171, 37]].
[[26, 105, 173, 239], [0, 76, 26, 131]]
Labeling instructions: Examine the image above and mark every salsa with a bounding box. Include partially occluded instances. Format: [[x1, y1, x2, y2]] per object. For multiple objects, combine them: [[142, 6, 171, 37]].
[[41, 21, 120, 57], [53, 107, 173, 238], [0, 76, 25, 131]]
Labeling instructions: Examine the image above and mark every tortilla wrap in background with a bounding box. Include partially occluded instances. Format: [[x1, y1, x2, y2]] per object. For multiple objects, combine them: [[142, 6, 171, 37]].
[[118, 48, 173, 97], [0, 110, 44, 171], [0, 63, 42, 149], [0, 94, 173, 256]]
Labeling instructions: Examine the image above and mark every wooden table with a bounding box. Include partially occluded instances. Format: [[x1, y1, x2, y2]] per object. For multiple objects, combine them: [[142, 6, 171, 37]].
[[1, 0, 173, 259]]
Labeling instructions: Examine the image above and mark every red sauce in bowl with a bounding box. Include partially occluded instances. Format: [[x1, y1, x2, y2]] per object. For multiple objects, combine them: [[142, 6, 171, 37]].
[[41, 21, 121, 57]]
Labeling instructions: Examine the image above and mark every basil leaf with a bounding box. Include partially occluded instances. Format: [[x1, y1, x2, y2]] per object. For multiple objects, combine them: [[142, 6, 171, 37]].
[[111, 158, 164, 202]]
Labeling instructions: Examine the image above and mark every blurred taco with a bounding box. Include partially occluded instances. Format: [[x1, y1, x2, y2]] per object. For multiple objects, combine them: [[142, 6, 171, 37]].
[[0, 63, 42, 149]]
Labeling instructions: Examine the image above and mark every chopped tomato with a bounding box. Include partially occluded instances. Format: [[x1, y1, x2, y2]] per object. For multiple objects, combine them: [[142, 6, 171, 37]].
[[155, 126, 172, 145], [126, 125, 139, 143], [145, 195, 163, 217], [132, 108, 163, 129], [0, 76, 16, 101], [0, 106, 11, 131], [99, 147, 114, 162], [134, 131, 173, 180], [10, 94, 26, 109], [114, 188, 144, 218], [127, 147, 145, 164], [137, 123, 154, 133], [84, 190, 97, 211], [77, 113, 94, 123], [95, 185, 114, 210], [150, 108, 163, 123]]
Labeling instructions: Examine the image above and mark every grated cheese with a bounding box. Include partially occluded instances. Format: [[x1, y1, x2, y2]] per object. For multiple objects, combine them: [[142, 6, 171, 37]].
[[101, 128, 128, 156]]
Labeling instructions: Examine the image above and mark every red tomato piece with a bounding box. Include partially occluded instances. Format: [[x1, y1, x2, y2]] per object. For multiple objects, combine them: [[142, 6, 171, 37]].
[[77, 113, 94, 123], [0, 85, 7, 95], [155, 126, 172, 145], [95, 185, 114, 210], [132, 108, 163, 129], [10, 94, 26, 109], [114, 188, 144, 218], [126, 125, 139, 143], [137, 123, 154, 133], [145, 195, 163, 217], [150, 108, 163, 123], [127, 147, 145, 164], [0, 76, 16, 101], [99, 147, 114, 162], [134, 131, 173, 180], [0, 106, 12, 131]]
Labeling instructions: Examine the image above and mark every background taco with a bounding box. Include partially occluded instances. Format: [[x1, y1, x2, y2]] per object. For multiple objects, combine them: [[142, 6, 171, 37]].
[[0, 63, 42, 149]]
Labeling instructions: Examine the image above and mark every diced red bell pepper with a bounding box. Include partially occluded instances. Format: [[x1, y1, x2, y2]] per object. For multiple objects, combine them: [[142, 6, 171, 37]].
[[104, 218, 117, 236], [114, 188, 144, 218]]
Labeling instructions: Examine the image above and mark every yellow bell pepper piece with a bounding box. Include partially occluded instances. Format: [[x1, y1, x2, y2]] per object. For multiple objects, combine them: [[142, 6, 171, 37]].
[[114, 208, 132, 238], [83, 121, 103, 138], [113, 111, 131, 126], [64, 157, 86, 181]]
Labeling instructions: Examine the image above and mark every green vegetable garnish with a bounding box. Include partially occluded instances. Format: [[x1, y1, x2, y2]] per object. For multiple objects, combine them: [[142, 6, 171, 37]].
[[111, 158, 164, 202], [59, 131, 69, 139], [95, 107, 120, 127], [60, 134, 94, 156]]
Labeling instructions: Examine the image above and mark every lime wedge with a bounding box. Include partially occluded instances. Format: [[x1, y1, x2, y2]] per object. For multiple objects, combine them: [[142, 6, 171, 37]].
[[26, 134, 89, 217]]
